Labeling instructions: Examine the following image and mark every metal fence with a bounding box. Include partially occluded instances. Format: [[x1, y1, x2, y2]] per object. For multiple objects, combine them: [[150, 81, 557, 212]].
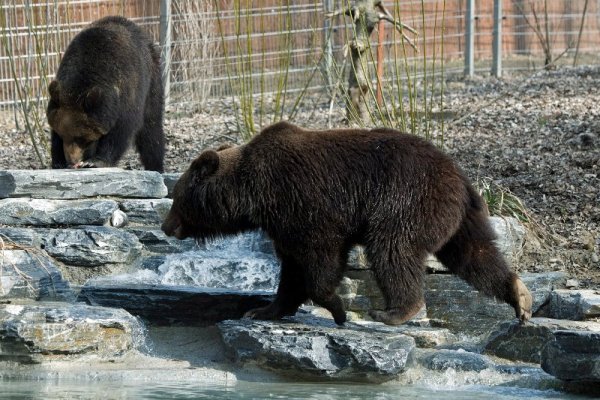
[[1, 0, 598, 111]]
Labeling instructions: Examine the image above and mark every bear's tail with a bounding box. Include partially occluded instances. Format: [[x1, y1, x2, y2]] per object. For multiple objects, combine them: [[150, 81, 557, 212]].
[[434, 183, 532, 322]]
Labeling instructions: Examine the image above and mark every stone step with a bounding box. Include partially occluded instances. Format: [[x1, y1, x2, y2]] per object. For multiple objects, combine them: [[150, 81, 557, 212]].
[[0, 302, 144, 363], [0, 169, 167, 200], [77, 282, 274, 326], [217, 314, 416, 383]]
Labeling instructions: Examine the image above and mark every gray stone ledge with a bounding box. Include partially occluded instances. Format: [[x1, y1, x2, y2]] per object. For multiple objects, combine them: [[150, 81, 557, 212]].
[[0, 169, 167, 199], [0, 198, 118, 227]]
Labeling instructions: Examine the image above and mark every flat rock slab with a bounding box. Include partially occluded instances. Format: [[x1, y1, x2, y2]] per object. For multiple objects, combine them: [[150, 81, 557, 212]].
[[0, 198, 118, 226], [119, 199, 173, 225], [218, 316, 416, 382], [0, 169, 167, 199], [127, 228, 199, 254], [541, 330, 600, 383], [484, 317, 600, 363], [40, 226, 143, 267], [0, 302, 144, 363], [0, 250, 73, 301], [77, 283, 274, 326]]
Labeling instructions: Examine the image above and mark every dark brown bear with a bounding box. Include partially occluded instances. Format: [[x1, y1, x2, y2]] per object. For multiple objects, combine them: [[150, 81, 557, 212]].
[[47, 16, 165, 172], [162, 121, 532, 326]]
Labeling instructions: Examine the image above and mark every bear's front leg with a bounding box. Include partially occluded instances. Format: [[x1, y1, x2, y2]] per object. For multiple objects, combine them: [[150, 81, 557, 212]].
[[51, 131, 68, 169], [244, 255, 308, 321]]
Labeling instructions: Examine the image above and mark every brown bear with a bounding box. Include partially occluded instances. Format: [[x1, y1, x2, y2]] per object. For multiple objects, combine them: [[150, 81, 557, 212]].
[[162, 121, 532, 326], [47, 16, 165, 172]]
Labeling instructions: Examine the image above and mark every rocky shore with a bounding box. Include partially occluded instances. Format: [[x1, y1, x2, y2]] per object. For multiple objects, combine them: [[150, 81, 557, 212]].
[[0, 169, 598, 396]]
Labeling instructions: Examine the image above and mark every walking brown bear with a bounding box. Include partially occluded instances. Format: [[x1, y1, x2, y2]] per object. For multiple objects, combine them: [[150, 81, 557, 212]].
[[162, 121, 533, 326], [47, 16, 165, 172]]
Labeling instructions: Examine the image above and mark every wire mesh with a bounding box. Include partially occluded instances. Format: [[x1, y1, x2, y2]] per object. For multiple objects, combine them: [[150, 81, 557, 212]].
[[0, 0, 598, 111]]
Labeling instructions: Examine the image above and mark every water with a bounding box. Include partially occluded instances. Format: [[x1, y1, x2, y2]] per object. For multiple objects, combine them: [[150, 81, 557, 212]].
[[89, 232, 280, 292], [0, 380, 578, 400]]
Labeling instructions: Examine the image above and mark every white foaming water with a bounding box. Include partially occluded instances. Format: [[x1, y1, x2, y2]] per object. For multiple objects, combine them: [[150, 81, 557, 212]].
[[97, 231, 280, 292]]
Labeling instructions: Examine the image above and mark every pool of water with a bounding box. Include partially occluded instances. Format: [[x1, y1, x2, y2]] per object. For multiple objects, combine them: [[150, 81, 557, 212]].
[[0, 380, 581, 400]]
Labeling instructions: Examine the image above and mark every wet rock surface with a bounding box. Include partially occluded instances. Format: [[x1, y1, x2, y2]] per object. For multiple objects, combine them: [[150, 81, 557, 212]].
[[218, 315, 416, 383], [0, 302, 144, 363]]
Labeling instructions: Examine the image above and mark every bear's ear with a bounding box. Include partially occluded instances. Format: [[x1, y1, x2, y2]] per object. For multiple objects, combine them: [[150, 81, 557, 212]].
[[191, 150, 220, 179], [48, 80, 60, 101], [216, 143, 233, 151], [83, 86, 104, 112]]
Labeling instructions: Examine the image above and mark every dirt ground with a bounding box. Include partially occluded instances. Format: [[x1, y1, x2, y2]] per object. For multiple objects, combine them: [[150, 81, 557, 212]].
[[0, 66, 598, 287]]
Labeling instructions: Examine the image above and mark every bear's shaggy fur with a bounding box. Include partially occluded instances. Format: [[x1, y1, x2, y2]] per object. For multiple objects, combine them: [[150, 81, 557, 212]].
[[162, 121, 532, 325], [47, 16, 165, 172]]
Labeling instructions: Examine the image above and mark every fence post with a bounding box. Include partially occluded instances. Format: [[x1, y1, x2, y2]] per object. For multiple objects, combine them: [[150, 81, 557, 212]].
[[464, 0, 474, 77], [323, 0, 334, 90], [492, 0, 502, 77], [159, 0, 172, 105]]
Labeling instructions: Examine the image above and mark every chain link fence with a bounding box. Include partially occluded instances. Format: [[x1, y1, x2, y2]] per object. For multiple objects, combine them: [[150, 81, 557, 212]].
[[1, 0, 598, 111]]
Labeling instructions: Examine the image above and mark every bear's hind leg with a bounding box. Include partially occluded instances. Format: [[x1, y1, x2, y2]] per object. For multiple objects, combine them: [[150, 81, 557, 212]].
[[366, 243, 426, 325], [136, 122, 165, 173], [244, 255, 307, 321], [434, 208, 532, 322], [136, 80, 165, 172]]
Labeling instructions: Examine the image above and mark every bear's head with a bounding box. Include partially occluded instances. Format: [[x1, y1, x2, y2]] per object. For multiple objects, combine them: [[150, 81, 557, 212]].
[[46, 80, 115, 166], [162, 146, 248, 241]]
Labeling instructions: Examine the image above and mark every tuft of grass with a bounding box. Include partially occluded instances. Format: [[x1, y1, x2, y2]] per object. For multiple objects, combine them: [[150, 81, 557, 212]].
[[476, 179, 530, 223]]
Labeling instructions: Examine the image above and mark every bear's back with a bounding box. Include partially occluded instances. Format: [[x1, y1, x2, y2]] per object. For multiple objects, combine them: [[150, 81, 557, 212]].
[[245, 122, 456, 184], [56, 16, 156, 91], [241, 122, 467, 219]]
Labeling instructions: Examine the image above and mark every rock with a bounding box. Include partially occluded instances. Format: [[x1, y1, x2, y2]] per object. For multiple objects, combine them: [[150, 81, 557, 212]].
[[0, 169, 167, 199], [416, 348, 494, 372], [484, 317, 600, 363], [0, 199, 118, 226], [110, 209, 129, 228], [0, 250, 73, 300], [0, 302, 144, 363], [350, 320, 457, 348], [541, 330, 600, 383], [424, 272, 567, 335], [40, 226, 143, 267], [119, 199, 172, 225], [127, 228, 198, 254], [535, 289, 600, 320], [0, 227, 39, 247], [77, 282, 274, 326], [488, 216, 526, 263], [218, 316, 416, 382], [565, 279, 579, 289], [162, 173, 181, 198]]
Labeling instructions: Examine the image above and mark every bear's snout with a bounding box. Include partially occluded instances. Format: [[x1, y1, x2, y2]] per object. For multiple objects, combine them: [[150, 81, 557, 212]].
[[161, 212, 187, 239]]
